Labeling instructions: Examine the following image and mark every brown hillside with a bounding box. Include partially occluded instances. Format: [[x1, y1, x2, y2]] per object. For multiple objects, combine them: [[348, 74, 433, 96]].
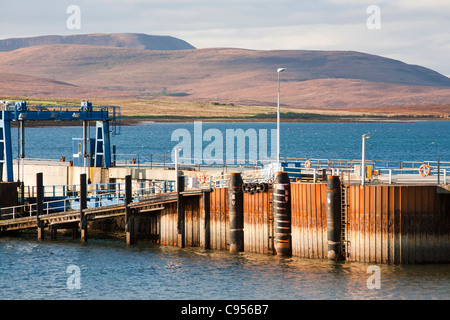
[[0, 42, 449, 116]]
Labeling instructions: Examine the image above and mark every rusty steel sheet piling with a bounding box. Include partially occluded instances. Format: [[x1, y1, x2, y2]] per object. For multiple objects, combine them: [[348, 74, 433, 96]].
[[291, 182, 327, 259], [346, 185, 449, 264], [160, 202, 178, 246], [209, 188, 229, 250], [273, 172, 292, 256], [243, 183, 272, 254], [326, 176, 342, 260], [229, 173, 244, 252], [184, 196, 201, 247]]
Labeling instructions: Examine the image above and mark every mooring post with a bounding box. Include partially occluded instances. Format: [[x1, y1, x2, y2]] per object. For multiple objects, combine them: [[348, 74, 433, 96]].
[[177, 175, 185, 248], [326, 175, 342, 260], [36, 172, 44, 240], [273, 172, 292, 256], [200, 189, 211, 249], [125, 175, 135, 245], [72, 226, 78, 239], [229, 172, 244, 252], [50, 225, 57, 240], [80, 173, 87, 242]]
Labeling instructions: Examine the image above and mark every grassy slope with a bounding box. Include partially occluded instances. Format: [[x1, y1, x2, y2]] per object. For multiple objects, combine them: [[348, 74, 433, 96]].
[[2, 96, 447, 123]]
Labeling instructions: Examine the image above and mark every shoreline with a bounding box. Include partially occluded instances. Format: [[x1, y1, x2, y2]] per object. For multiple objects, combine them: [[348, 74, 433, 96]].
[[8, 115, 449, 128]]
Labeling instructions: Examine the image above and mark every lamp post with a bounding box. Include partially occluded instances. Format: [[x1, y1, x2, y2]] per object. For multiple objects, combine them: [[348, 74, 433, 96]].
[[174, 147, 181, 191], [277, 67, 286, 165], [361, 134, 370, 185]]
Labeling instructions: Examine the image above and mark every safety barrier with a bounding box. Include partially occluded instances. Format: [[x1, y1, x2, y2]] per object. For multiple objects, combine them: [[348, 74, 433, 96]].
[[0, 180, 177, 221]]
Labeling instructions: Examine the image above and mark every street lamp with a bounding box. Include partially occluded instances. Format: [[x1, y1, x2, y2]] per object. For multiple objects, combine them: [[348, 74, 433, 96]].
[[174, 147, 181, 191], [361, 134, 370, 185], [277, 67, 286, 165]]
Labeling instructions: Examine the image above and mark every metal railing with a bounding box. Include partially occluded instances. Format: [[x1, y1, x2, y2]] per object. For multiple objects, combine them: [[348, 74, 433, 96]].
[[0, 180, 178, 221]]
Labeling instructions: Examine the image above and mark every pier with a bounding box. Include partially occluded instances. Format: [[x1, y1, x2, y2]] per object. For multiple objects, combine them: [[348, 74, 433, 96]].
[[0, 100, 448, 264], [0, 157, 448, 264]]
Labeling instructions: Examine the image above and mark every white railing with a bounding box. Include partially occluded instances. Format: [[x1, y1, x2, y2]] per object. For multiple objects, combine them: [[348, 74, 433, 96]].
[[0, 180, 179, 221]]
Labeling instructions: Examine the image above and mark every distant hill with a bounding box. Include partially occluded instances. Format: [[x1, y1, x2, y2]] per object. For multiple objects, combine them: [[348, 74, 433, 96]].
[[0, 34, 449, 113], [0, 33, 196, 51]]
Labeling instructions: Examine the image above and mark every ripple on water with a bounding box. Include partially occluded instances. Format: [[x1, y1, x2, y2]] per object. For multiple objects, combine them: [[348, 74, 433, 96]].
[[0, 237, 449, 300]]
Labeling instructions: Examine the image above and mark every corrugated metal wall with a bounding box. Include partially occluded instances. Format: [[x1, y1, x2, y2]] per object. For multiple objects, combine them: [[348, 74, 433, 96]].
[[243, 191, 273, 254], [158, 183, 449, 264], [184, 197, 201, 247], [291, 183, 328, 259], [160, 202, 178, 246], [209, 188, 229, 250], [347, 185, 449, 264]]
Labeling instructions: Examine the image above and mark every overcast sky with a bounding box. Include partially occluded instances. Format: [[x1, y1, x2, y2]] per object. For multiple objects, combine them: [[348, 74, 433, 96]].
[[1, 0, 449, 77]]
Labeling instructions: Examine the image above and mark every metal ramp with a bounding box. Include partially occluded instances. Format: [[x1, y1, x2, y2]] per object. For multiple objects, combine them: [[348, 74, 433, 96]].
[[0, 101, 121, 182]]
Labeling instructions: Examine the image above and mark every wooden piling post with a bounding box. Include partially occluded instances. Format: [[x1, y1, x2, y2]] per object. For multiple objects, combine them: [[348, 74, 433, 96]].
[[326, 175, 342, 260], [36, 172, 44, 240], [72, 226, 78, 239], [177, 175, 185, 248], [125, 175, 135, 245], [273, 172, 292, 256], [229, 173, 244, 252], [50, 225, 57, 240], [200, 189, 211, 249], [80, 173, 87, 242]]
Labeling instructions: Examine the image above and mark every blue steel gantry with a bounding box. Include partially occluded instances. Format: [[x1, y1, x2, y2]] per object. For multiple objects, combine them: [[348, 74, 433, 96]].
[[0, 101, 120, 182]]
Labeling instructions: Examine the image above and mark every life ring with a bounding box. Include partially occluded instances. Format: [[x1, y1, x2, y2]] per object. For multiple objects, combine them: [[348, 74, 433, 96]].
[[419, 164, 431, 177], [198, 174, 206, 184], [305, 160, 311, 169]]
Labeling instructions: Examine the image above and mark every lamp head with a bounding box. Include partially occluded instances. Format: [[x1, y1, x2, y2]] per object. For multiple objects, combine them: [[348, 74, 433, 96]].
[[277, 68, 286, 73]]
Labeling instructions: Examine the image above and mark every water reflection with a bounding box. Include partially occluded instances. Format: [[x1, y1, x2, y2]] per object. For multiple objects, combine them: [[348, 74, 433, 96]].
[[0, 237, 448, 300]]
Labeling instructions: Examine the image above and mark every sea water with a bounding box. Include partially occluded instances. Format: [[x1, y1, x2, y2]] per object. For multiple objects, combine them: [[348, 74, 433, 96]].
[[1, 121, 449, 300]]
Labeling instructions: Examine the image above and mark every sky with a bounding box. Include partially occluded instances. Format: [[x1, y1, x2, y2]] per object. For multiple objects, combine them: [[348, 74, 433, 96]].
[[0, 0, 449, 77]]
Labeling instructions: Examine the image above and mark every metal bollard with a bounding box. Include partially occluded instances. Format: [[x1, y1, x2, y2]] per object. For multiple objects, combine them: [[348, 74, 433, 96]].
[[229, 173, 244, 252], [326, 175, 342, 260], [273, 172, 291, 256]]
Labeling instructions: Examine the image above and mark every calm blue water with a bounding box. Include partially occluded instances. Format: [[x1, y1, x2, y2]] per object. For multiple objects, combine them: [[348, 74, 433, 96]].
[[1, 121, 449, 301], [11, 121, 450, 162], [0, 236, 448, 300]]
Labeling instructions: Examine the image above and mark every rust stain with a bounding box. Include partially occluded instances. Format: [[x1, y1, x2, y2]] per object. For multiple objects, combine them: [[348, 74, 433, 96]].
[[347, 185, 449, 264]]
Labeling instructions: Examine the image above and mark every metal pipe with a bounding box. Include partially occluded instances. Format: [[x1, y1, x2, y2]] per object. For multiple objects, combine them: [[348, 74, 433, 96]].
[[273, 171, 291, 256], [326, 175, 341, 260], [276, 68, 286, 165], [36, 172, 44, 240], [125, 175, 134, 245], [229, 172, 244, 252], [362, 135, 366, 185], [438, 157, 440, 185], [80, 173, 87, 242], [277, 71, 280, 164]]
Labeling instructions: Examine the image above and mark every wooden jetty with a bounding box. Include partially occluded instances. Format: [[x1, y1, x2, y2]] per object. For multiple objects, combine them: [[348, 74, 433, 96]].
[[1, 172, 449, 264]]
